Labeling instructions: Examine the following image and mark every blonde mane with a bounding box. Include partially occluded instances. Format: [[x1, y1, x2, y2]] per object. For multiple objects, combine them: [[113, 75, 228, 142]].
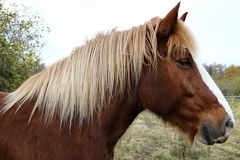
[[2, 19, 196, 125]]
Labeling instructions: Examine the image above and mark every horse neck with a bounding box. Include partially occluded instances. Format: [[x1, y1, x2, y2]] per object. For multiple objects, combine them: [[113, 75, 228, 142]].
[[99, 91, 143, 150], [0, 92, 6, 106]]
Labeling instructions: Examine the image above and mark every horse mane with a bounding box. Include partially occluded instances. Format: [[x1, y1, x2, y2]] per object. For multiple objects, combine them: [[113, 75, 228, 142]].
[[1, 19, 196, 125]]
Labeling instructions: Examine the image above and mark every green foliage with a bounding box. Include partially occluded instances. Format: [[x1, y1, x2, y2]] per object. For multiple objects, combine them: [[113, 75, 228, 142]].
[[0, 1, 47, 92], [204, 64, 240, 96]]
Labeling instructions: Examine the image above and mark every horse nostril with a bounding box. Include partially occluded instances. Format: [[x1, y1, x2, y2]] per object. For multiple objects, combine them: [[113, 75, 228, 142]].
[[220, 115, 233, 135], [226, 119, 234, 128]]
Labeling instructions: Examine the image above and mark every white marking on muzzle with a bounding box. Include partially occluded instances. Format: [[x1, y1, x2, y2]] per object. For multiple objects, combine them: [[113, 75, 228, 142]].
[[194, 58, 235, 127]]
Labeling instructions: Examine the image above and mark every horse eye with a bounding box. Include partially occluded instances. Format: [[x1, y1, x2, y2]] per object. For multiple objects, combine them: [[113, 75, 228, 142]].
[[176, 58, 192, 68]]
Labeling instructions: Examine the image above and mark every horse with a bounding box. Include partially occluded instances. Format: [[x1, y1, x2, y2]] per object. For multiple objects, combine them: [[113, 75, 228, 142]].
[[0, 3, 235, 160]]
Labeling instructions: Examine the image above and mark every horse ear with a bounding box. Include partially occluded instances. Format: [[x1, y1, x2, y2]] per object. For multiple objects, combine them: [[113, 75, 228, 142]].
[[157, 2, 180, 38], [179, 12, 188, 22]]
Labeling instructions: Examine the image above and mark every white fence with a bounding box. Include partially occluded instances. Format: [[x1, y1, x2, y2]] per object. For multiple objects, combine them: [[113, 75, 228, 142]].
[[225, 96, 240, 100], [225, 96, 240, 103]]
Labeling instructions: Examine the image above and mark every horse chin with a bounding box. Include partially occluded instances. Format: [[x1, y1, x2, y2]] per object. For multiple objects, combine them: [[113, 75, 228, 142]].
[[195, 135, 215, 145], [195, 126, 215, 145]]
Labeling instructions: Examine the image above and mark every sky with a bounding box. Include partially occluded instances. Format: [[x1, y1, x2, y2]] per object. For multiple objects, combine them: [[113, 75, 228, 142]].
[[7, 0, 240, 66]]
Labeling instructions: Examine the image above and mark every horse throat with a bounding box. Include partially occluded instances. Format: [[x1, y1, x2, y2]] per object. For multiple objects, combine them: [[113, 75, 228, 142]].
[[99, 93, 143, 151]]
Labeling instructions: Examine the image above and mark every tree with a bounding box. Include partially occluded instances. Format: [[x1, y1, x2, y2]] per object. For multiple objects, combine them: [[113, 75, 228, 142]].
[[222, 66, 240, 96], [204, 64, 240, 96], [203, 63, 225, 80], [0, 1, 48, 92]]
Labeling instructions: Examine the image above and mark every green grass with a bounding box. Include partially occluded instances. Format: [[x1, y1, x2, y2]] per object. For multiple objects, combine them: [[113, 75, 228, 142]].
[[114, 100, 240, 160]]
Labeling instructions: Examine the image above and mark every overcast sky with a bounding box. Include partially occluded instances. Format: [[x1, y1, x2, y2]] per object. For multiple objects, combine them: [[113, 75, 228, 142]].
[[7, 0, 240, 65]]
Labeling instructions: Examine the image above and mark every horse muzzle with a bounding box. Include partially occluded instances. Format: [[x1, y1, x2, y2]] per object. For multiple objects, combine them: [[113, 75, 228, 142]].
[[199, 115, 234, 145]]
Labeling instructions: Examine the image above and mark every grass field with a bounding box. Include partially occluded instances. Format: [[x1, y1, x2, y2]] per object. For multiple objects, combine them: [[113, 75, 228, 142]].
[[114, 100, 240, 160]]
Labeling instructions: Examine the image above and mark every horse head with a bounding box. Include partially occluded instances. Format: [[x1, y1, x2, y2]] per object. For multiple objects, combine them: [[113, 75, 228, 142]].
[[138, 3, 235, 145]]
